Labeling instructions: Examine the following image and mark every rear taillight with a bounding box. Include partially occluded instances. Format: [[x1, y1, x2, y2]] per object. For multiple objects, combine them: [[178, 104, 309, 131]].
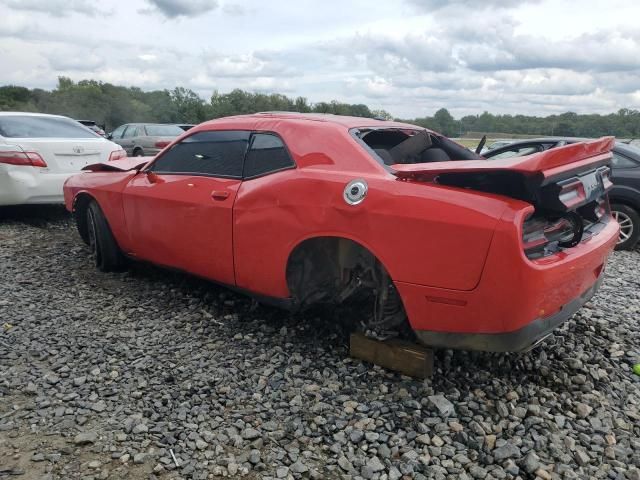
[[600, 166, 613, 190], [594, 197, 607, 219], [155, 141, 171, 149], [0, 150, 47, 168], [108, 149, 127, 161], [557, 166, 612, 210], [557, 179, 586, 209], [522, 214, 580, 259]]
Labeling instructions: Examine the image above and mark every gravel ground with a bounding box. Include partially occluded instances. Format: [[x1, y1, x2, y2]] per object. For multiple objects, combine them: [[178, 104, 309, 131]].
[[0, 206, 639, 480]]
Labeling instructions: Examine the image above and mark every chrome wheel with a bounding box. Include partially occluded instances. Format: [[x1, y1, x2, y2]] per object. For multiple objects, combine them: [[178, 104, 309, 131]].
[[612, 210, 634, 244]]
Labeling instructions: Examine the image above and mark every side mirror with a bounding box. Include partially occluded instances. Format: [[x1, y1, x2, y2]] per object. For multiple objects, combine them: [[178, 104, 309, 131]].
[[106, 133, 113, 140], [146, 171, 160, 184]]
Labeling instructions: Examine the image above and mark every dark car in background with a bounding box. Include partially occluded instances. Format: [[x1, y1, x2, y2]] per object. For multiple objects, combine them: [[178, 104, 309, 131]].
[[484, 138, 640, 250], [77, 120, 106, 137], [108, 123, 184, 157]]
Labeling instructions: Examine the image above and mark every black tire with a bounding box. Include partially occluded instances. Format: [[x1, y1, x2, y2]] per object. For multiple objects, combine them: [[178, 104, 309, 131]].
[[133, 148, 144, 157], [611, 203, 640, 251], [86, 200, 126, 272]]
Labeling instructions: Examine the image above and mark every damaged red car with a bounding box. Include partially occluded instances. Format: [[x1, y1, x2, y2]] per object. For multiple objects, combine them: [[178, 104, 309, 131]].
[[63, 113, 618, 352]]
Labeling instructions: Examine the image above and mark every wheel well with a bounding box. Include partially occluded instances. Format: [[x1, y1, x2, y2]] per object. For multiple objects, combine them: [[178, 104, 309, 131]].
[[609, 198, 640, 212], [285, 236, 407, 333], [133, 146, 143, 154], [73, 193, 94, 244], [286, 237, 377, 302]]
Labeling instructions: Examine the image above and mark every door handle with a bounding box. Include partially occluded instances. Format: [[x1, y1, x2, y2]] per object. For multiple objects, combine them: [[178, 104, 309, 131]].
[[211, 190, 230, 200]]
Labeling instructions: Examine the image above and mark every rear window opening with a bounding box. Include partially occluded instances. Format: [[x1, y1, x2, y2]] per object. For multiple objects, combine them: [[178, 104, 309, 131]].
[[355, 128, 480, 166]]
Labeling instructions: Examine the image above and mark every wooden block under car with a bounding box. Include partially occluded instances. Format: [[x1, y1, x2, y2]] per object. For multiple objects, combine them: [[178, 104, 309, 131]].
[[349, 332, 434, 378]]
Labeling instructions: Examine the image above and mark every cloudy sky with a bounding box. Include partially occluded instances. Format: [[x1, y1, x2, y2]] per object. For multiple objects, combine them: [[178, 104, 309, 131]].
[[1, 0, 639, 118]]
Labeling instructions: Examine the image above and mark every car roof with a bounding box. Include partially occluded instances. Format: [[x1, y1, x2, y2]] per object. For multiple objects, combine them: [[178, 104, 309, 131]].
[[0, 112, 70, 119], [124, 123, 180, 126], [200, 112, 422, 130], [614, 142, 640, 157]]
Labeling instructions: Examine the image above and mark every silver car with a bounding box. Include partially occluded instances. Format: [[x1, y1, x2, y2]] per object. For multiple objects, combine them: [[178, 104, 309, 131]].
[[108, 123, 184, 157]]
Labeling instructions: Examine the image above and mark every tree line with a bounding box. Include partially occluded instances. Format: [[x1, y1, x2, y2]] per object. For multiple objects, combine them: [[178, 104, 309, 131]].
[[402, 108, 640, 139], [0, 77, 391, 132], [1, 77, 639, 139]]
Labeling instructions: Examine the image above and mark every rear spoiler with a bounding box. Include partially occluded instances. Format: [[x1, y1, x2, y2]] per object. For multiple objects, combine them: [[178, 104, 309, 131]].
[[82, 157, 152, 172], [391, 137, 614, 182]]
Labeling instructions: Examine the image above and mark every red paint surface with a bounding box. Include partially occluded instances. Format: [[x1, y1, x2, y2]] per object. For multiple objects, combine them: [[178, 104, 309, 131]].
[[64, 113, 618, 336]]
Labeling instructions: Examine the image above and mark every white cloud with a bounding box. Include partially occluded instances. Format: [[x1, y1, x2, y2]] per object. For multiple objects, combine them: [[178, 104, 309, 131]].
[[0, 0, 98, 16], [144, 0, 218, 18], [0, 0, 639, 117]]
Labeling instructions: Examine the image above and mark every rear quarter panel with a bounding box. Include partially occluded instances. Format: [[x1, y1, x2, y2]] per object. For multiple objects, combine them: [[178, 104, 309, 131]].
[[232, 121, 515, 298]]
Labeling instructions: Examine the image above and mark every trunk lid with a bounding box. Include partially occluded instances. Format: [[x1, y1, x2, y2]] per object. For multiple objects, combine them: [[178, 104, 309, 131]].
[[16, 138, 118, 173], [391, 137, 614, 214]]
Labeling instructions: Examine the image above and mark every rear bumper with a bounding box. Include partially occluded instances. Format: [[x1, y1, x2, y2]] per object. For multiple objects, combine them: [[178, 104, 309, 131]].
[[0, 167, 70, 205], [414, 275, 603, 352], [396, 215, 618, 352]]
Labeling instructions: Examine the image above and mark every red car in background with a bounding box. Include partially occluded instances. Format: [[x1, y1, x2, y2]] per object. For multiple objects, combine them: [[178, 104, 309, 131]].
[[63, 113, 618, 352]]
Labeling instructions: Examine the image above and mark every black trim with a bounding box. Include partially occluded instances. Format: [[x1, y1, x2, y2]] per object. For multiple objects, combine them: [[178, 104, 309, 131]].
[[143, 129, 298, 181], [414, 275, 604, 352], [243, 164, 297, 181], [143, 171, 242, 180]]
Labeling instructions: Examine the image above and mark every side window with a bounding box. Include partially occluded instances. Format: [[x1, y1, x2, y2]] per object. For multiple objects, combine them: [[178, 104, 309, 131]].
[[122, 126, 137, 138], [149, 130, 250, 177], [111, 125, 127, 139], [244, 133, 295, 179], [611, 151, 639, 169]]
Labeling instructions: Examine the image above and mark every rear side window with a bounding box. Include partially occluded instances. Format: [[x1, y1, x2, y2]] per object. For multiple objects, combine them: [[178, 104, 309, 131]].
[[244, 133, 295, 178], [145, 125, 184, 136], [0, 115, 98, 138], [122, 126, 137, 138], [149, 130, 250, 177]]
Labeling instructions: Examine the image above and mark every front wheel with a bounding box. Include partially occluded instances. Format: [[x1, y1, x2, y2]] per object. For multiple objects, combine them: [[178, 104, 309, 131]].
[[611, 203, 640, 251], [133, 148, 144, 157], [86, 201, 126, 271]]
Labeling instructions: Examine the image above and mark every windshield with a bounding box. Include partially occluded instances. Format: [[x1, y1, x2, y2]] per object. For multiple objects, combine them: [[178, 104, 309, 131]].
[[145, 125, 184, 136], [617, 142, 640, 157], [0, 115, 99, 138]]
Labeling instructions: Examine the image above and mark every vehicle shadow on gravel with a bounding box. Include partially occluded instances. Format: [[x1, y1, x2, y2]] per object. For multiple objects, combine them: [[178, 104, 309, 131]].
[[0, 205, 71, 227]]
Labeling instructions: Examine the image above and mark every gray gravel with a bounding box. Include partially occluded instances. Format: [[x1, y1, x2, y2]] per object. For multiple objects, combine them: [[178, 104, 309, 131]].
[[0, 206, 639, 480]]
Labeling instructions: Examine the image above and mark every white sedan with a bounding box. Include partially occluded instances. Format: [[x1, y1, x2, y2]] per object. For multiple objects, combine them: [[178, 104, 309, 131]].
[[0, 112, 126, 206]]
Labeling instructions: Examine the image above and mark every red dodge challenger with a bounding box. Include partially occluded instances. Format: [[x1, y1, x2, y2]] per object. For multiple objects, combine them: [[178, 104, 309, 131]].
[[63, 113, 619, 352]]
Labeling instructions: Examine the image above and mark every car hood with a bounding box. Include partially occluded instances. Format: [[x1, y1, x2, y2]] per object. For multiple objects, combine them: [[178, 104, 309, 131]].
[[82, 157, 153, 172]]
